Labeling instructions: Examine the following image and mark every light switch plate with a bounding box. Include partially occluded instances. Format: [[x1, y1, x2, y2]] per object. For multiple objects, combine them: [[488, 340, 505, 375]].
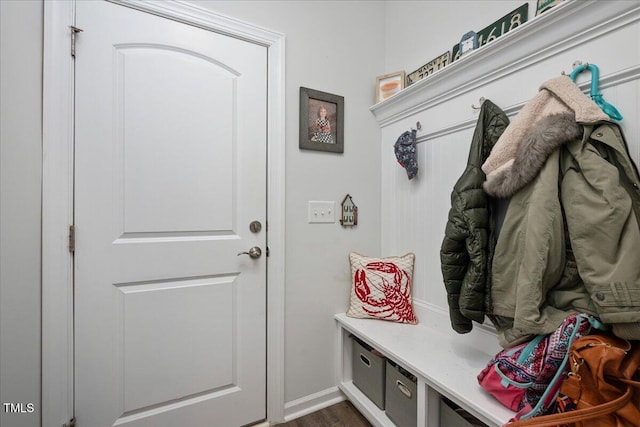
[[308, 201, 335, 223]]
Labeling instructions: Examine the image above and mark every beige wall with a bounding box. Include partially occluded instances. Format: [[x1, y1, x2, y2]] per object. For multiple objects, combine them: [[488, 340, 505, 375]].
[[0, 1, 43, 427], [0, 1, 386, 423], [187, 0, 386, 406], [384, 1, 537, 74]]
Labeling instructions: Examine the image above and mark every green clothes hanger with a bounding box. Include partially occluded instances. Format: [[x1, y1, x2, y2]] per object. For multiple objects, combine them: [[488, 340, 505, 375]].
[[570, 63, 623, 121]]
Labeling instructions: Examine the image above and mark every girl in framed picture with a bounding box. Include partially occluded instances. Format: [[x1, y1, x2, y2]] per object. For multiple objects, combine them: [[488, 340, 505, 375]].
[[311, 104, 334, 144]]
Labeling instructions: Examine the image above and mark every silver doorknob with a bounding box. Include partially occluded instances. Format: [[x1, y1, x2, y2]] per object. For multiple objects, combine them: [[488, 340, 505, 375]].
[[237, 246, 262, 259]]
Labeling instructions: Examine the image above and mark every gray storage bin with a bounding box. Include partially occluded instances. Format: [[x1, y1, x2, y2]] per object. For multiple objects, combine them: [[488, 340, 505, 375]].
[[351, 336, 386, 410], [440, 397, 488, 427], [385, 360, 417, 427]]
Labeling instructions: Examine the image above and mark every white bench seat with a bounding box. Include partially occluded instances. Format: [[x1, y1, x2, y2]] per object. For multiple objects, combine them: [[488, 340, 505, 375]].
[[335, 313, 515, 427]]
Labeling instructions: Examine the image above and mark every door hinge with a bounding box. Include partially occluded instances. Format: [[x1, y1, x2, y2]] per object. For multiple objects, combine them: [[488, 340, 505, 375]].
[[63, 417, 76, 427], [70, 25, 83, 58], [69, 225, 75, 253]]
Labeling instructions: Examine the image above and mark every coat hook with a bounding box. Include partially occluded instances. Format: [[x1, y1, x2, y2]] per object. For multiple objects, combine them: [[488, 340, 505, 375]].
[[416, 121, 422, 131], [471, 97, 486, 109], [564, 60, 585, 75]]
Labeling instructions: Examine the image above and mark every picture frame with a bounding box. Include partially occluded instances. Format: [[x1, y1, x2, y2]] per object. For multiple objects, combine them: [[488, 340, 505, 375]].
[[299, 87, 344, 153], [375, 71, 405, 103]]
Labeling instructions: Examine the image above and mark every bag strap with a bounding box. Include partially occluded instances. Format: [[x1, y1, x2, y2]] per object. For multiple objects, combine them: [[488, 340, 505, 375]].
[[495, 335, 546, 388], [505, 386, 633, 427], [516, 314, 592, 420], [517, 335, 546, 363], [617, 377, 640, 388], [586, 315, 606, 331], [494, 364, 534, 389]]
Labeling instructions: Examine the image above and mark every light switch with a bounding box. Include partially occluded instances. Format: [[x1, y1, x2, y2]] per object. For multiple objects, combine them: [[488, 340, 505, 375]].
[[308, 201, 335, 223]]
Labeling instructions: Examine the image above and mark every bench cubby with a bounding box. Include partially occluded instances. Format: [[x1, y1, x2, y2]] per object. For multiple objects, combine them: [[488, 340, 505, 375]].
[[336, 313, 514, 426]]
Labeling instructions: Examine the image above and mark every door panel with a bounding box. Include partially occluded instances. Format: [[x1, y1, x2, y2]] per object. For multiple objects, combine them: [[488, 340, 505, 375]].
[[74, 2, 267, 426], [119, 276, 236, 412], [117, 46, 235, 234]]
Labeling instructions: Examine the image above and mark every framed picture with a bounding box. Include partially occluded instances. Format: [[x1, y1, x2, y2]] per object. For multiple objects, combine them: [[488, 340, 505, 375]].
[[299, 87, 344, 153], [375, 71, 405, 103]]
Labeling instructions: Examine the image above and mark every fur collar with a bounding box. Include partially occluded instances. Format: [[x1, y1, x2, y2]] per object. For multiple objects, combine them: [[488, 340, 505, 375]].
[[482, 75, 609, 198], [483, 114, 581, 198]]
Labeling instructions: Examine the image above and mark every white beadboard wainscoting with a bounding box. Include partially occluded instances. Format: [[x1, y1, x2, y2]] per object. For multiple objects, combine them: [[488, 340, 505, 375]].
[[374, 0, 640, 327]]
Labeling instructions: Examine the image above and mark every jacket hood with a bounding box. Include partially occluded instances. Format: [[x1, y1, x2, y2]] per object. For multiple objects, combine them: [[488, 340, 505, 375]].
[[481, 75, 610, 198]]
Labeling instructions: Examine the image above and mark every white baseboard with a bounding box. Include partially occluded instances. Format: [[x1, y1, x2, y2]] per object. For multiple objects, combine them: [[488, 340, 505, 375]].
[[283, 386, 345, 422]]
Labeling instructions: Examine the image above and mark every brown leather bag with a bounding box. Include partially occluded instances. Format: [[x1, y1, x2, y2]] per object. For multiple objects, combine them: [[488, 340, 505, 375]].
[[506, 333, 640, 427]]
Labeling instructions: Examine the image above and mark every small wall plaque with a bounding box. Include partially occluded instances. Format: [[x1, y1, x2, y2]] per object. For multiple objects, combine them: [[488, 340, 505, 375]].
[[340, 194, 358, 227], [406, 51, 451, 86], [459, 31, 479, 57]]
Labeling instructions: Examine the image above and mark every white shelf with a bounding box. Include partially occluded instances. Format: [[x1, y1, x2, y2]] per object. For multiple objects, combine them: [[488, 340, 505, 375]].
[[336, 313, 514, 427], [370, 0, 640, 128]]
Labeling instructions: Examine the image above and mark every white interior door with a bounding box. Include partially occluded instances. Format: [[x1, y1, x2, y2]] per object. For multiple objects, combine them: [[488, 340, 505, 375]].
[[73, 2, 267, 426]]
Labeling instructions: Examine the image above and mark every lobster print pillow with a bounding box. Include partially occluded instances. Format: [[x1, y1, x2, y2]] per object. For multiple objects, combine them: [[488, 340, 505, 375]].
[[347, 252, 418, 324]]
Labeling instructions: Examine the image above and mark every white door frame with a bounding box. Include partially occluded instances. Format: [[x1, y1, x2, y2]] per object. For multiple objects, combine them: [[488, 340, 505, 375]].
[[42, 1, 286, 425]]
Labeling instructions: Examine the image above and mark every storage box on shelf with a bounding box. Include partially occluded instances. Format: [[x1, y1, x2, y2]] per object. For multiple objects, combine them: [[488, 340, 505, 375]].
[[441, 397, 488, 427], [352, 336, 386, 410], [385, 360, 417, 427], [336, 313, 514, 427]]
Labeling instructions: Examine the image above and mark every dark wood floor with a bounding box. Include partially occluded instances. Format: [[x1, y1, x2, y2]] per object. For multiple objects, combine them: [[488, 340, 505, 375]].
[[275, 401, 372, 427]]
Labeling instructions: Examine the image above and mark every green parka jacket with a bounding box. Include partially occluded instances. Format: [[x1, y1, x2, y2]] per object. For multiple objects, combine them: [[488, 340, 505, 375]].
[[483, 76, 640, 347], [440, 100, 509, 334]]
